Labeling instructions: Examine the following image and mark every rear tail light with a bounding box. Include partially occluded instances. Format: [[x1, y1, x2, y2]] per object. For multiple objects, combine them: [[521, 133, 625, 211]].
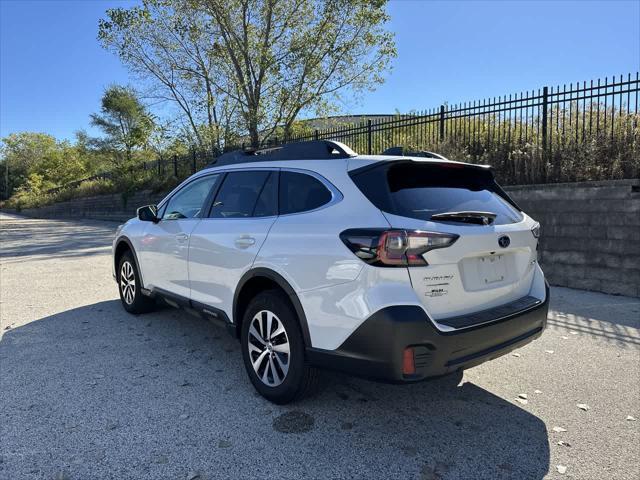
[[340, 229, 458, 267]]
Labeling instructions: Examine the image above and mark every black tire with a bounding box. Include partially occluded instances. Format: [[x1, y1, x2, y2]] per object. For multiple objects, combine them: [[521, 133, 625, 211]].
[[240, 289, 319, 404], [117, 251, 156, 314]]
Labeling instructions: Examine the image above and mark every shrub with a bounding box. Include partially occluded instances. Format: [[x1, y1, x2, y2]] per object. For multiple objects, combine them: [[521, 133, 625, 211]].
[[3, 178, 115, 211]]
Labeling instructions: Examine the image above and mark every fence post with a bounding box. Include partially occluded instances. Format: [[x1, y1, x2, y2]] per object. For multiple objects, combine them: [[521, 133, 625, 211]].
[[192, 149, 197, 174], [541, 86, 549, 181], [541, 86, 549, 151], [173, 154, 178, 178], [367, 120, 372, 155], [439, 105, 446, 142], [314, 129, 319, 141]]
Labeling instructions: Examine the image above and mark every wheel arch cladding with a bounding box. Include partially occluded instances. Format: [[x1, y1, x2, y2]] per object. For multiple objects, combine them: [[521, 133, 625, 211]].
[[233, 268, 312, 347], [114, 237, 144, 288]]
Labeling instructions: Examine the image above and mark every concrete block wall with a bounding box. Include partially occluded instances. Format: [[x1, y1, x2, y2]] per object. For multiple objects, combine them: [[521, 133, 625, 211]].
[[14, 190, 167, 223], [506, 179, 640, 297]]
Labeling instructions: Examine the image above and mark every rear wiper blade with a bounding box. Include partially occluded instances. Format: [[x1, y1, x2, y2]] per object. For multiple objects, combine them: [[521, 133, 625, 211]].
[[431, 211, 497, 225]]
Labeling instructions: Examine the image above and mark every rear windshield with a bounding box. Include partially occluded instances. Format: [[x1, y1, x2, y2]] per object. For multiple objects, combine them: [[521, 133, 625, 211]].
[[350, 161, 523, 225]]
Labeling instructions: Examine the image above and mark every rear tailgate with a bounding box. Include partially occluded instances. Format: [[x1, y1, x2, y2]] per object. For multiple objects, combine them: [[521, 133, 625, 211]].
[[383, 212, 538, 320], [349, 158, 541, 323]]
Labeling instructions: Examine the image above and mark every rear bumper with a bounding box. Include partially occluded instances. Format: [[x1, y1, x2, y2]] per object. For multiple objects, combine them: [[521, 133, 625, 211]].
[[306, 285, 549, 383]]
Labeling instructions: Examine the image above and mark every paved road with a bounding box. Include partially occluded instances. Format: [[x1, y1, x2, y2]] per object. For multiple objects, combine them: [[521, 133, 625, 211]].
[[1, 212, 638, 480]]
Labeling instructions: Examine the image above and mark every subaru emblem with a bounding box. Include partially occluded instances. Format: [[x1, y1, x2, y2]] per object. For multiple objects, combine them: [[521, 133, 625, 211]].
[[498, 235, 510, 248]]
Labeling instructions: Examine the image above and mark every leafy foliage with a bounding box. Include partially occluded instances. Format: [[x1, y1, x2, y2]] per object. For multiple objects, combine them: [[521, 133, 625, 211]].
[[98, 1, 232, 155], [90, 85, 155, 165], [0, 133, 59, 198], [0, 132, 91, 200], [4, 178, 115, 211], [98, 0, 396, 148]]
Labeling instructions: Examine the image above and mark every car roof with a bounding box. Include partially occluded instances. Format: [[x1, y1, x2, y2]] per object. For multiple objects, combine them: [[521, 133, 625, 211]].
[[198, 153, 489, 175]]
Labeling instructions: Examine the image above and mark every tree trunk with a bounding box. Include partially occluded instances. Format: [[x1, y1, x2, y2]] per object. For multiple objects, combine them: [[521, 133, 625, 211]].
[[248, 118, 260, 148]]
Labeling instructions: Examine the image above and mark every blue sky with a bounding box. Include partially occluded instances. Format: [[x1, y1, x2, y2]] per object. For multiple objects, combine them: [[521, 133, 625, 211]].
[[1, 0, 639, 141]]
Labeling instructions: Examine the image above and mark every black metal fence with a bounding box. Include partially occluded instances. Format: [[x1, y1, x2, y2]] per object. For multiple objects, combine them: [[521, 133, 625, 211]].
[[273, 72, 639, 184], [54, 72, 640, 192]]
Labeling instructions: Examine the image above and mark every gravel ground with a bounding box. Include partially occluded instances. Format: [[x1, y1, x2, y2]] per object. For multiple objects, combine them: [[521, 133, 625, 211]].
[[1, 212, 638, 480]]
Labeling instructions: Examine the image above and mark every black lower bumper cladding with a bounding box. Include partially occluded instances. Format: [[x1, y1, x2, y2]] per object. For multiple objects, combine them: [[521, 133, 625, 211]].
[[306, 286, 550, 383]]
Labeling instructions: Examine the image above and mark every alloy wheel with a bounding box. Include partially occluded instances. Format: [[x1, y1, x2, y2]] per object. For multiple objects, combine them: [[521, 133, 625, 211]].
[[120, 261, 136, 305], [247, 310, 290, 386]]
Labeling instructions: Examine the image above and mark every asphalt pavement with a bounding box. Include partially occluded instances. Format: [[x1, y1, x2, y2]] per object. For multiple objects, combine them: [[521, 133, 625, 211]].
[[0, 212, 638, 480]]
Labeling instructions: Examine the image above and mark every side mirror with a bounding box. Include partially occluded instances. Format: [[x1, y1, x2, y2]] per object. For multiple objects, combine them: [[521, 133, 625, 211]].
[[137, 204, 159, 223]]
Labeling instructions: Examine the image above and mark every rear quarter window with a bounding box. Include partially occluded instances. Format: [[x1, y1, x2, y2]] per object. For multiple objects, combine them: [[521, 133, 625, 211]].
[[350, 162, 523, 225], [279, 171, 332, 215]]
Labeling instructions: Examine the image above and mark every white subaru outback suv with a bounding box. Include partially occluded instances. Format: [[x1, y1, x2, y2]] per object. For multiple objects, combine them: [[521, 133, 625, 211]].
[[113, 140, 549, 404]]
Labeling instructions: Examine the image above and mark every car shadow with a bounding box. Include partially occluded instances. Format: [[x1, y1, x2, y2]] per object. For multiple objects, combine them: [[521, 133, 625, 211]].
[[0, 301, 550, 479]]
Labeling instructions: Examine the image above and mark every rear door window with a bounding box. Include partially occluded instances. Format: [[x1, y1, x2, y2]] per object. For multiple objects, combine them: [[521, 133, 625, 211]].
[[350, 162, 523, 225], [279, 171, 332, 215], [209, 171, 271, 218], [253, 171, 278, 217]]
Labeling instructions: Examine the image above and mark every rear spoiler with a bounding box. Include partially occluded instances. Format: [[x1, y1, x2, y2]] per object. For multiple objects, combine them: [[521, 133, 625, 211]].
[[381, 146, 449, 160]]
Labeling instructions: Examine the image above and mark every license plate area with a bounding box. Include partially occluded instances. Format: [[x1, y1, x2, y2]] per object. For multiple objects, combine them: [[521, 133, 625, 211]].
[[458, 251, 522, 293], [478, 254, 507, 285]]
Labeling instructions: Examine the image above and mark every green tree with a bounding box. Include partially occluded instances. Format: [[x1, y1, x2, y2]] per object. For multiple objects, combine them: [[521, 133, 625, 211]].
[[74, 129, 111, 174], [98, 1, 235, 155], [90, 85, 154, 165], [98, 0, 396, 147], [32, 141, 87, 186], [197, 0, 396, 146], [0, 132, 58, 199]]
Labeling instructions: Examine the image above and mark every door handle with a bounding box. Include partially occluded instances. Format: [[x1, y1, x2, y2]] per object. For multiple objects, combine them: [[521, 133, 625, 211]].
[[176, 233, 189, 243], [235, 236, 256, 248]]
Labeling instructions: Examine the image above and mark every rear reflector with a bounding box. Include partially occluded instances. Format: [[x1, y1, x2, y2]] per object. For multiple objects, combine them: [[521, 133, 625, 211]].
[[403, 347, 416, 375]]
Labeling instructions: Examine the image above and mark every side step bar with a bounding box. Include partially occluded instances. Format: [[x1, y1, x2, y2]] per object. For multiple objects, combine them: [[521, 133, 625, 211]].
[[148, 287, 236, 336]]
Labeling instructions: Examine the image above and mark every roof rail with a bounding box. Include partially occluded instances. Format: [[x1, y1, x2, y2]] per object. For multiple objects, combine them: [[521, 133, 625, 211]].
[[381, 146, 449, 161], [208, 140, 357, 167]]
